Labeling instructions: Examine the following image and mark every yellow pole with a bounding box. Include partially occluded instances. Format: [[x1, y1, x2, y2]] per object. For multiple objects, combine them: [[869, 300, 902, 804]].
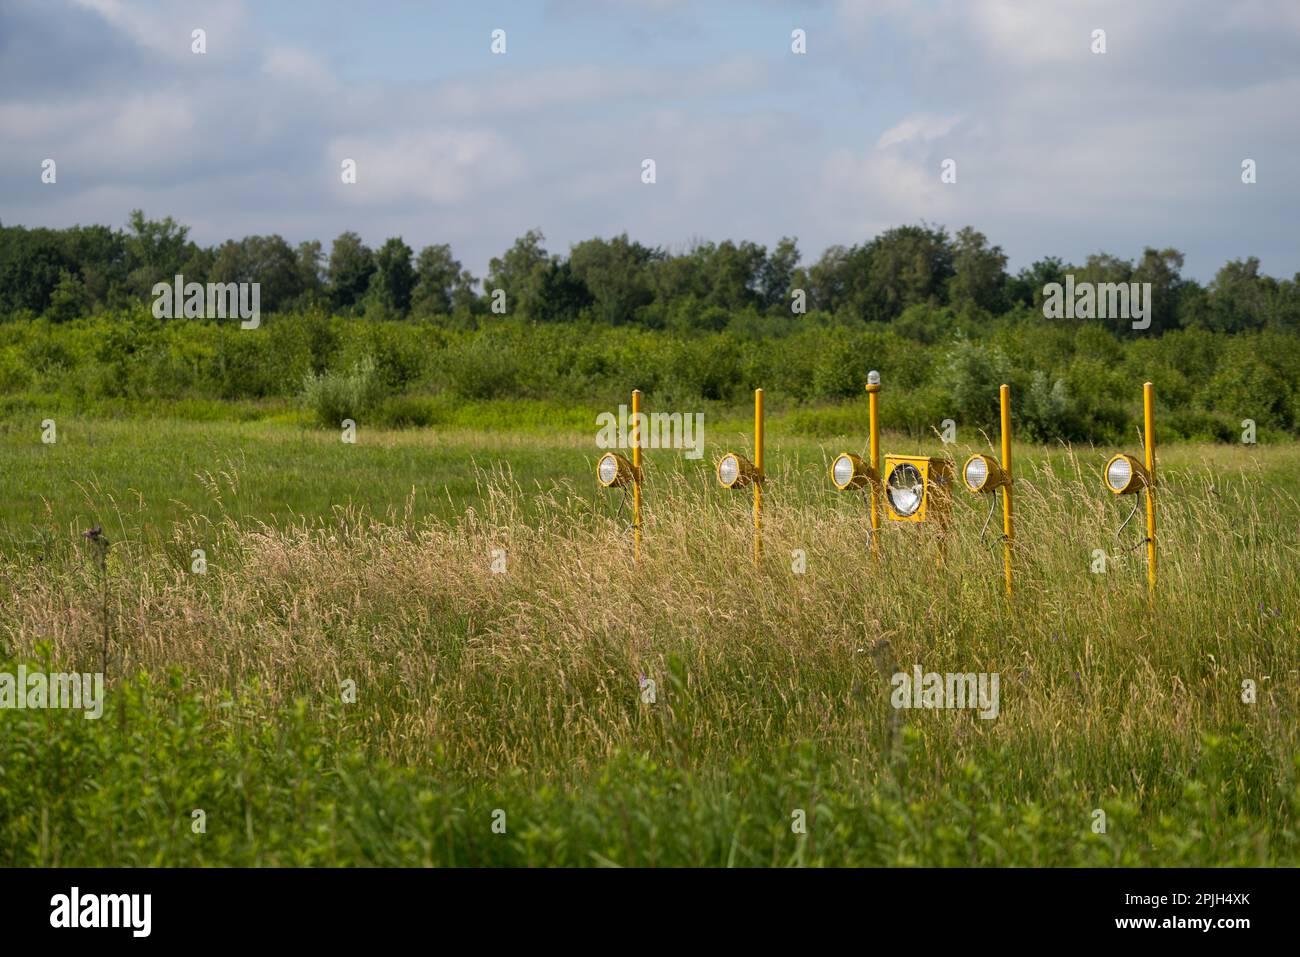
[[1143, 381, 1156, 604], [999, 383, 1014, 599], [632, 389, 643, 563], [753, 388, 764, 565], [866, 372, 881, 560]]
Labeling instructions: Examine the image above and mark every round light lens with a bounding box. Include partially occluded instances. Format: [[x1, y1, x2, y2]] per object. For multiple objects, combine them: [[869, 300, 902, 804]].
[[887, 463, 924, 516], [598, 454, 618, 486], [833, 454, 856, 488], [719, 454, 739, 487], [1107, 456, 1132, 493], [964, 456, 988, 491]]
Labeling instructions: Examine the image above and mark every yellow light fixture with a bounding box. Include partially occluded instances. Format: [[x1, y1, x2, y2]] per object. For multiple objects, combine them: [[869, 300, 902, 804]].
[[1103, 382, 1158, 605], [828, 370, 884, 559], [1103, 452, 1148, 495], [883, 454, 951, 524], [961, 453, 1008, 493], [716, 451, 759, 489], [595, 389, 645, 562], [830, 452, 874, 491], [715, 388, 766, 565], [961, 384, 1016, 598], [596, 451, 637, 488]]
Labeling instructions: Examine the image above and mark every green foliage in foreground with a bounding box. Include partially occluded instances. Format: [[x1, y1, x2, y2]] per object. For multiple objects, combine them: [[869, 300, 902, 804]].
[[1, 420, 1296, 868], [0, 658, 1292, 867]]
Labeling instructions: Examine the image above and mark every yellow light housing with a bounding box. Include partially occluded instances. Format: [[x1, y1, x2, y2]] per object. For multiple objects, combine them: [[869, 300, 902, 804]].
[[717, 452, 759, 489], [1104, 452, 1149, 495], [961, 453, 1007, 493], [830, 452, 874, 491], [597, 451, 637, 488], [883, 454, 952, 523]]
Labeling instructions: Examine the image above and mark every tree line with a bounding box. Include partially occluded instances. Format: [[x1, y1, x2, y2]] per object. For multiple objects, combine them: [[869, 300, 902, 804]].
[[2, 212, 1297, 336]]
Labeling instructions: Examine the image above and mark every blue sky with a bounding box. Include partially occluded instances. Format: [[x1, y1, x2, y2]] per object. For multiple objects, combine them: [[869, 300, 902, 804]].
[[2, 0, 1297, 282]]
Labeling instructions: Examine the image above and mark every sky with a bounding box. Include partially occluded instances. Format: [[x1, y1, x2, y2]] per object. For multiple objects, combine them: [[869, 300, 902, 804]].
[[1, 0, 1297, 282]]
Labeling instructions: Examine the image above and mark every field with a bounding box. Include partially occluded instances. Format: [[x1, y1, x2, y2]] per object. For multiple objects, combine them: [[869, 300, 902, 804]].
[[1, 407, 1297, 866]]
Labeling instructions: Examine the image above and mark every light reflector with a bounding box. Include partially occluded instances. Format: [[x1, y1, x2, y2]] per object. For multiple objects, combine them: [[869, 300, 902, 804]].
[[719, 454, 739, 487], [1107, 456, 1130, 491], [716, 452, 757, 489], [1104, 452, 1147, 495], [886, 462, 924, 516], [830, 452, 872, 491], [960, 453, 1005, 493], [596, 451, 636, 488]]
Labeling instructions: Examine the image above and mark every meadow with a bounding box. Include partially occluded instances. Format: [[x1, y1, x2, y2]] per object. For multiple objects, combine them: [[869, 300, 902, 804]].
[[0, 406, 1296, 866]]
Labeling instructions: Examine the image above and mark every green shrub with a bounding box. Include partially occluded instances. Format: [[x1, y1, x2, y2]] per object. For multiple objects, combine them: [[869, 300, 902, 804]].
[[940, 338, 1010, 431], [301, 354, 386, 426], [440, 330, 525, 400], [372, 394, 440, 428], [1, 654, 1293, 866], [1018, 372, 1077, 442], [0, 311, 1299, 441]]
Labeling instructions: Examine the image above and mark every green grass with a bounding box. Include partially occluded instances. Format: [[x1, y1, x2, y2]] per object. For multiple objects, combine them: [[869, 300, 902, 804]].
[[5, 410, 1299, 543], [3, 658, 1291, 866], [1, 410, 1298, 866]]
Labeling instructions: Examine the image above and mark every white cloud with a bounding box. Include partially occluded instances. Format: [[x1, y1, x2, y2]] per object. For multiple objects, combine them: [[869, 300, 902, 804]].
[[327, 130, 525, 206], [262, 47, 337, 90], [875, 113, 961, 150], [422, 56, 769, 118], [70, 0, 249, 61], [3, 0, 1296, 280]]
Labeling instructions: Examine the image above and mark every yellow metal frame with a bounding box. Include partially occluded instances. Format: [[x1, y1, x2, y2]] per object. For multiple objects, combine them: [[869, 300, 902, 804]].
[[956, 383, 1014, 597], [883, 454, 951, 524], [632, 389, 643, 562], [596, 390, 646, 560], [826, 372, 882, 557], [1143, 381, 1157, 603], [999, 383, 1014, 599], [1101, 382, 1158, 603], [715, 389, 766, 565], [866, 374, 881, 558]]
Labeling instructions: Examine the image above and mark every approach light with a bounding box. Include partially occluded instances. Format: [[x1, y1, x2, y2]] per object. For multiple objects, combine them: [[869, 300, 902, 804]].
[[961, 453, 1007, 494], [1104, 452, 1148, 495], [830, 452, 874, 491], [883, 455, 952, 523], [596, 451, 637, 488], [716, 452, 759, 489]]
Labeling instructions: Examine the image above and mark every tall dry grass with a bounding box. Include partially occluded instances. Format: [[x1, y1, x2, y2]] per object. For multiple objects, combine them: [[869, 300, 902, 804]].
[[3, 447, 1293, 776]]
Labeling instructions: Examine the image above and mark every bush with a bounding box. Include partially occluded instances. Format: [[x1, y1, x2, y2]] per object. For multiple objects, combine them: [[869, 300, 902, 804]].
[[940, 338, 1010, 432], [1163, 409, 1240, 443], [301, 354, 386, 426], [1206, 339, 1294, 430], [440, 329, 525, 400], [1, 311, 1300, 442], [372, 394, 441, 428], [1018, 371, 1077, 442]]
